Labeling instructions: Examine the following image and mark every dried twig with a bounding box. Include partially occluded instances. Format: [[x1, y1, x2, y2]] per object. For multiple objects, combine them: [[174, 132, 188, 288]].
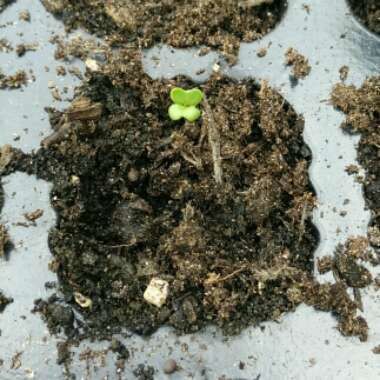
[[203, 97, 223, 184], [205, 266, 247, 285], [41, 115, 70, 148]]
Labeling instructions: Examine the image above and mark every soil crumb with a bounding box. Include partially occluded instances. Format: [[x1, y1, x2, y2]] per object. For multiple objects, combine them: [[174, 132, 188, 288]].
[[339, 65, 349, 82], [19, 10, 31, 22], [347, 0, 380, 36], [333, 238, 372, 288], [0, 291, 13, 312], [285, 48, 311, 80], [256, 47, 268, 58], [0, 70, 28, 89], [0, 38, 13, 53], [40, 0, 287, 64], [133, 364, 155, 380], [15, 43, 38, 57], [0, 224, 11, 257]]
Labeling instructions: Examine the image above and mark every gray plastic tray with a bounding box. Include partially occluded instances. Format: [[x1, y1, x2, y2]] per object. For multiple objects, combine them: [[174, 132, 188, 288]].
[[0, 0, 380, 379]]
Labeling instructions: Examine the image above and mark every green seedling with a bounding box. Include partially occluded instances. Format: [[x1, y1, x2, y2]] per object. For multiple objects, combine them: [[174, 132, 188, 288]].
[[168, 87, 204, 122]]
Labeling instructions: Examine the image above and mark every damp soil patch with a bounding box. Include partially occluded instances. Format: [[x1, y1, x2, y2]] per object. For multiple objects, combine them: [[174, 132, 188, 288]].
[[2, 50, 368, 344], [347, 0, 380, 36], [40, 0, 287, 64], [332, 76, 380, 251]]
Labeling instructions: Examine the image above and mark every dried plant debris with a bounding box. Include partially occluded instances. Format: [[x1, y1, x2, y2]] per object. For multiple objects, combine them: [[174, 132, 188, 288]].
[[0, 70, 28, 89], [0, 291, 13, 312], [24, 209, 44, 223], [347, 0, 380, 36], [0, 0, 14, 14], [41, 0, 287, 64], [332, 77, 380, 252], [285, 48, 311, 80]]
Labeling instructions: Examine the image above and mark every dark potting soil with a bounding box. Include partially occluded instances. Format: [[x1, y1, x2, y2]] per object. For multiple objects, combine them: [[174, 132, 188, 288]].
[[0, 49, 368, 342], [40, 0, 287, 64], [332, 77, 380, 256], [347, 0, 380, 36]]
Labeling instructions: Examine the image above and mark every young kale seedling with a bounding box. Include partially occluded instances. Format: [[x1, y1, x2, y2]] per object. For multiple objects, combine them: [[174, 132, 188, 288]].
[[168, 87, 204, 122]]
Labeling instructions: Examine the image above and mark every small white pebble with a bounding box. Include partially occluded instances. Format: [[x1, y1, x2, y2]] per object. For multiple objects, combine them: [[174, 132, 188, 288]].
[[71, 175, 80, 185], [143, 278, 169, 308], [85, 58, 100, 72], [212, 63, 220, 72]]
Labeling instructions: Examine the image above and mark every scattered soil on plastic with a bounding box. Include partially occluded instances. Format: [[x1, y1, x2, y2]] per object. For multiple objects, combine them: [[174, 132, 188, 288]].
[[332, 77, 380, 254], [347, 0, 380, 36], [40, 0, 287, 64]]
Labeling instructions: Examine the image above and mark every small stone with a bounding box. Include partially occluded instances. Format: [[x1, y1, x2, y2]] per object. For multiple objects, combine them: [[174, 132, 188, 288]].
[[127, 168, 139, 182], [163, 359, 177, 374], [143, 278, 169, 308], [74, 292, 92, 308], [85, 58, 100, 72], [71, 175, 80, 185], [212, 62, 220, 73]]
